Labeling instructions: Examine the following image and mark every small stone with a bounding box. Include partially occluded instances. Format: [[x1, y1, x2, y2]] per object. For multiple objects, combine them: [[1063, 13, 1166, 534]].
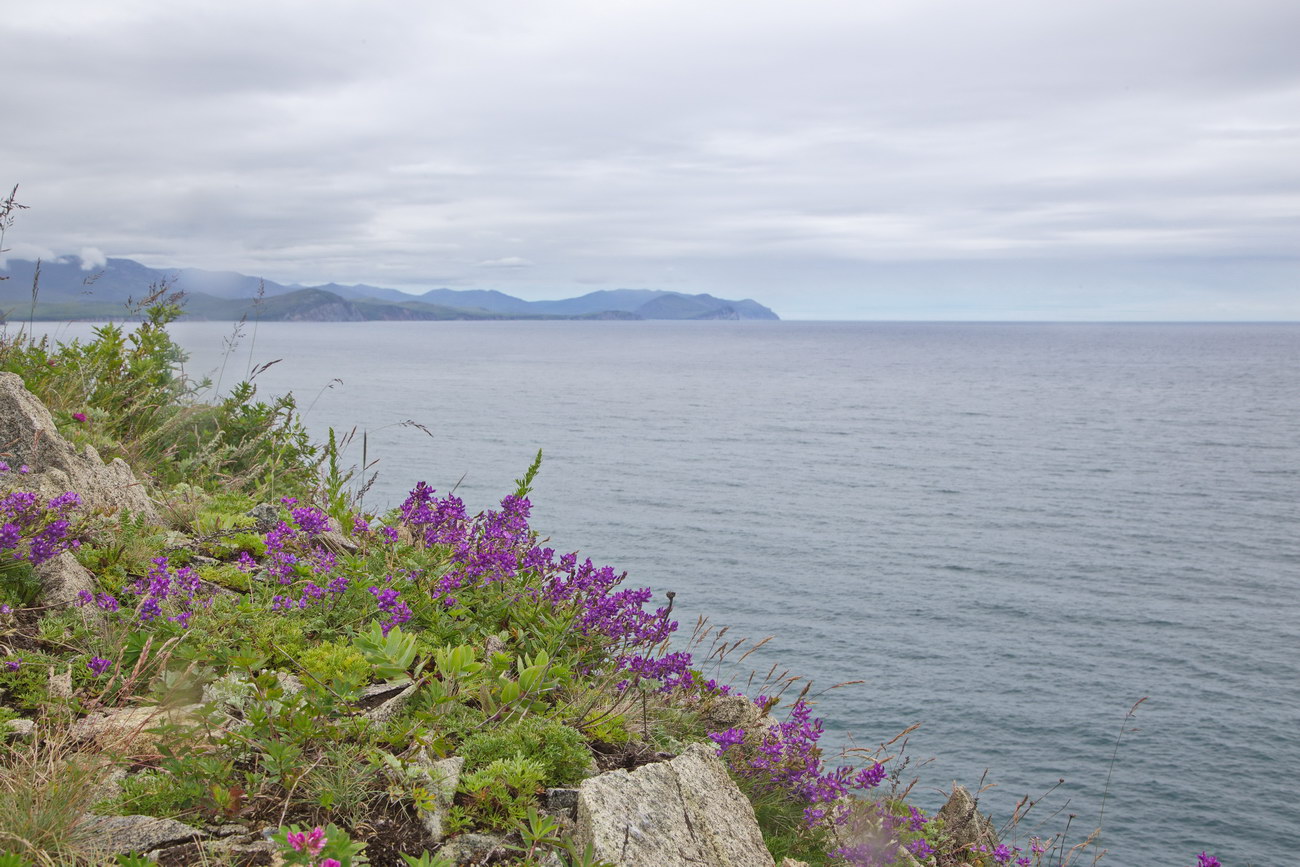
[[4, 718, 35, 741], [363, 681, 418, 724], [436, 832, 508, 865], [545, 787, 580, 819], [246, 503, 280, 529]]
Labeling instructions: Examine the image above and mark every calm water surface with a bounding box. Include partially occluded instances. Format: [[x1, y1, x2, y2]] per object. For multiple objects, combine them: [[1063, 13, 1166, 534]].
[[43, 320, 1300, 865]]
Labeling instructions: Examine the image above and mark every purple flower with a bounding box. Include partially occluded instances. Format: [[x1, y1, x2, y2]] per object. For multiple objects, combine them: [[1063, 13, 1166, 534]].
[[909, 838, 936, 859], [4, 658, 20, 671], [290, 506, 330, 535], [993, 843, 1013, 864], [87, 657, 111, 676], [708, 727, 746, 755], [1195, 854, 1221, 867], [72, 412, 87, 423]]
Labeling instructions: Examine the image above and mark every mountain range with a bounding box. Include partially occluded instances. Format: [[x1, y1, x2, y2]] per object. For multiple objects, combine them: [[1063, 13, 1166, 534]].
[[0, 256, 779, 321]]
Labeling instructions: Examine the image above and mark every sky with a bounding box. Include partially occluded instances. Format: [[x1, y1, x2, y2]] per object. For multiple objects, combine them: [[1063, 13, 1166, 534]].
[[3, 0, 1298, 320]]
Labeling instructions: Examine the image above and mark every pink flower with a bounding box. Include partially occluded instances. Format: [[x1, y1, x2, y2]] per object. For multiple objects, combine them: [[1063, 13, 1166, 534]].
[[286, 827, 326, 854], [72, 412, 87, 423], [319, 860, 341, 867]]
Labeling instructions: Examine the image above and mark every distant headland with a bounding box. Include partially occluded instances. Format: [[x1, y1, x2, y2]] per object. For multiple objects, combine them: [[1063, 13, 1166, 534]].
[[0, 256, 780, 322]]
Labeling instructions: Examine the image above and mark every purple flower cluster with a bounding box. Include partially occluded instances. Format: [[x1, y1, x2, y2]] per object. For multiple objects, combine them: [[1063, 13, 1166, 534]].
[[0, 489, 81, 565], [711, 698, 886, 828], [368, 582, 413, 635], [130, 557, 206, 628], [395, 484, 683, 672], [262, 514, 338, 586], [271, 576, 350, 612], [75, 590, 121, 613], [87, 656, 111, 676]]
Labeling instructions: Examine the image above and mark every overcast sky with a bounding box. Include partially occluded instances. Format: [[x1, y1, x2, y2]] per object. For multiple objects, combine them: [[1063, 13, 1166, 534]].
[[3, 0, 1298, 319]]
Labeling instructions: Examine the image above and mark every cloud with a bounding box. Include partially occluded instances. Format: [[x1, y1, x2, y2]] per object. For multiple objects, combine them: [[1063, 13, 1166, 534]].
[[476, 257, 534, 269], [2, 0, 1298, 317], [78, 247, 106, 270]]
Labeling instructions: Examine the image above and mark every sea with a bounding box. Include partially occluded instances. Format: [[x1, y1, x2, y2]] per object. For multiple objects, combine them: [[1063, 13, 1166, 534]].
[[35, 319, 1300, 866]]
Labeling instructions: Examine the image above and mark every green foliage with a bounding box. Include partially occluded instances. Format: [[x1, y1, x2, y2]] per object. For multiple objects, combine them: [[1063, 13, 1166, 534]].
[[0, 559, 41, 609], [459, 716, 591, 787], [0, 297, 318, 499], [97, 769, 207, 824], [456, 754, 547, 830], [354, 622, 421, 682], [513, 448, 544, 499], [508, 806, 564, 861], [299, 640, 371, 695], [400, 853, 455, 867], [297, 746, 380, 824]]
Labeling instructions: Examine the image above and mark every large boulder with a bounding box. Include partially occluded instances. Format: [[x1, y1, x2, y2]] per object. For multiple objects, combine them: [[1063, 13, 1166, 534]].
[[576, 742, 773, 867], [0, 372, 159, 523]]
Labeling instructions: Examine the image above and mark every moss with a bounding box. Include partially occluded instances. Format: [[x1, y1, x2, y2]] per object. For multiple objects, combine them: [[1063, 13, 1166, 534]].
[[459, 716, 592, 787]]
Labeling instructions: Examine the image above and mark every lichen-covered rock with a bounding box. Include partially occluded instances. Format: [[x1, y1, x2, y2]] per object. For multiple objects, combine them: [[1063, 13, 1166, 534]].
[[363, 680, 418, 724], [695, 693, 777, 735], [0, 372, 160, 523], [71, 704, 201, 754], [435, 831, 508, 865], [576, 742, 773, 867], [34, 550, 95, 607], [3, 717, 35, 741], [79, 814, 205, 856], [404, 752, 462, 842], [935, 784, 997, 852]]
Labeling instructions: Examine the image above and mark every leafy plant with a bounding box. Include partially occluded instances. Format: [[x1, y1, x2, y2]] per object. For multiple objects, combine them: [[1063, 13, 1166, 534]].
[[459, 716, 591, 787], [354, 621, 421, 682], [456, 754, 547, 830]]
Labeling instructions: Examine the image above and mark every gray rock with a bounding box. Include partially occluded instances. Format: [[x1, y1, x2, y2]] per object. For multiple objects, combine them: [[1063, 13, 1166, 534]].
[[87, 764, 130, 806], [80, 814, 205, 856], [545, 787, 580, 819], [935, 784, 997, 852], [245, 503, 281, 529], [696, 694, 776, 736], [576, 741, 773, 867], [204, 835, 275, 865], [363, 680, 418, 724], [0, 372, 160, 523], [35, 550, 96, 608], [3, 718, 35, 741], [436, 832, 509, 865], [406, 752, 463, 843], [71, 704, 200, 753]]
